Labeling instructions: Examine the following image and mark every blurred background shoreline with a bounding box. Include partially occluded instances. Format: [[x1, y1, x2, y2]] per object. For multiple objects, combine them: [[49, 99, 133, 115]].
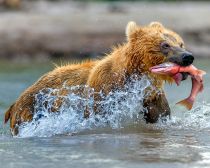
[[0, 0, 210, 63]]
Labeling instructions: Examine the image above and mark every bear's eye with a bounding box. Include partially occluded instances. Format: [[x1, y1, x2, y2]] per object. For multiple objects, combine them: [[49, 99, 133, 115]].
[[160, 42, 171, 55], [161, 42, 170, 49], [180, 43, 184, 48]]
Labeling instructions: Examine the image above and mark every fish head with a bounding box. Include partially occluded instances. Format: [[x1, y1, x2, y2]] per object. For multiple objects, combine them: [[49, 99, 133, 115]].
[[149, 62, 178, 75]]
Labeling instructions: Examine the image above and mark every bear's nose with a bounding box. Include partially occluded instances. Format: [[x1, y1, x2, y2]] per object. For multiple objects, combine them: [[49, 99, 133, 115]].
[[182, 52, 194, 66]]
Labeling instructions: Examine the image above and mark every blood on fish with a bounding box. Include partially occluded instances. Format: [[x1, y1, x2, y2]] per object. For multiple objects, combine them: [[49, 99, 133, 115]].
[[150, 62, 206, 110]]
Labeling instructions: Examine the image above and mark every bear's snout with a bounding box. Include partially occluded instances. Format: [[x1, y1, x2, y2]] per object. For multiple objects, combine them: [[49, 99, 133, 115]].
[[181, 52, 194, 66], [168, 50, 194, 67]]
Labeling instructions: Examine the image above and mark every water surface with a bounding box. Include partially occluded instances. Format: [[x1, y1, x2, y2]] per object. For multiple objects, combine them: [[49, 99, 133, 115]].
[[0, 59, 210, 168]]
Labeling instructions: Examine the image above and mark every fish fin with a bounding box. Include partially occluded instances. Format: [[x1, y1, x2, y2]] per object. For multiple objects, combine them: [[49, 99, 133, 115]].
[[173, 73, 182, 86], [176, 98, 194, 110], [194, 70, 206, 83], [4, 104, 14, 124], [199, 83, 204, 92], [197, 70, 206, 76]]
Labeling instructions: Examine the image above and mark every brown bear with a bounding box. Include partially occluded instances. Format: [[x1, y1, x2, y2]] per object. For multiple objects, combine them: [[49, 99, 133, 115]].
[[4, 21, 194, 135]]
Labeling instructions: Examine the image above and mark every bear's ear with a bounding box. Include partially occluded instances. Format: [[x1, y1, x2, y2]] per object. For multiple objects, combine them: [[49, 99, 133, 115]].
[[126, 21, 138, 41], [149, 21, 164, 29]]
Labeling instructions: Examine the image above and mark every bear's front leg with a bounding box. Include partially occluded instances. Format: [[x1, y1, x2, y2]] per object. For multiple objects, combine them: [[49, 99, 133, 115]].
[[143, 91, 171, 123]]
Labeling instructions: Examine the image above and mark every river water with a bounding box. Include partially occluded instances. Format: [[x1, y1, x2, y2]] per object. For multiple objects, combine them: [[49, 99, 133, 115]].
[[0, 59, 210, 168]]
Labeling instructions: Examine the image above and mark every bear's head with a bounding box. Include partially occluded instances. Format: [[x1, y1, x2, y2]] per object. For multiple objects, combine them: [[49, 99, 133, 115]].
[[126, 21, 194, 72]]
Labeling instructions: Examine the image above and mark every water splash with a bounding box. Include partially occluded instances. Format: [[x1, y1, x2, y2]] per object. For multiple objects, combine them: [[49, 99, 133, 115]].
[[17, 74, 210, 138], [158, 102, 210, 130], [18, 75, 152, 137]]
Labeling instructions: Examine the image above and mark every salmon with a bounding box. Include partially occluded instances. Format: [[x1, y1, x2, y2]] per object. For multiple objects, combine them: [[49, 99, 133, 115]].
[[150, 62, 206, 110]]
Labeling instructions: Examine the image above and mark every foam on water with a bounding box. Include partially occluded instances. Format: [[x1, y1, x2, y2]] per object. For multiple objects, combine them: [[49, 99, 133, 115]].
[[158, 102, 210, 130], [17, 75, 210, 138]]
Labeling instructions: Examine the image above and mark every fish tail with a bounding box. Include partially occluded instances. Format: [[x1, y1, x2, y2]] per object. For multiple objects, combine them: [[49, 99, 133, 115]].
[[176, 98, 194, 110]]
